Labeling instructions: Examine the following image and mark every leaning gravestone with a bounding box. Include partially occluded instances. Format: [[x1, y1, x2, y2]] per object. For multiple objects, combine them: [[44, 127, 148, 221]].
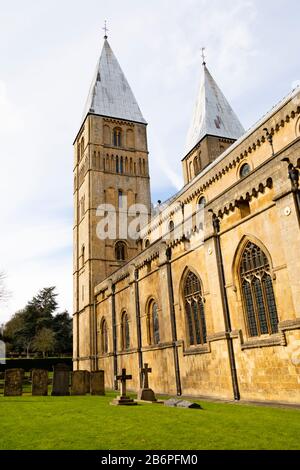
[[84, 370, 91, 394], [164, 398, 202, 409], [51, 363, 70, 396], [4, 369, 23, 396], [71, 370, 86, 396], [32, 369, 48, 396], [90, 370, 105, 396]]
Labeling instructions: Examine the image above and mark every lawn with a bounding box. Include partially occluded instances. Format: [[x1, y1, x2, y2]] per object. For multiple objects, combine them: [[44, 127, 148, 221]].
[[0, 392, 299, 450]]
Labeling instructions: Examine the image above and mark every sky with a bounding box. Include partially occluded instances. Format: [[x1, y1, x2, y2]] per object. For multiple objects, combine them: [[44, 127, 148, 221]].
[[0, 0, 299, 323]]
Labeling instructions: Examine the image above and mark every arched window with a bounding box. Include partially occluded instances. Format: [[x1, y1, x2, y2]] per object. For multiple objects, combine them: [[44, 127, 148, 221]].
[[183, 270, 207, 346], [116, 156, 119, 173], [145, 239, 150, 248], [118, 190, 123, 208], [115, 241, 126, 261], [189, 161, 193, 180], [113, 128, 122, 147], [120, 157, 124, 174], [168, 220, 175, 232], [193, 156, 199, 176], [239, 241, 279, 337], [121, 312, 130, 351], [147, 300, 160, 345], [100, 318, 108, 354], [197, 196, 206, 209], [240, 163, 251, 179]]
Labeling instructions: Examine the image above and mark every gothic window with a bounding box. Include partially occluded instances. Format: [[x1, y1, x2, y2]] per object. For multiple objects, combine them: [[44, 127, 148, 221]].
[[240, 163, 251, 179], [121, 312, 130, 351], [145, 239, 150, 248], [120, 157, 124, 174], [239, 241, 279, 337], [147, 300, 160, 345], [183, 270, 207, 346], [113, 128, 122, 147], [118, 190, 123, 208], [100, 318, 108, 354], [115, 241, 126, 261], [116, 156, 119, 173]]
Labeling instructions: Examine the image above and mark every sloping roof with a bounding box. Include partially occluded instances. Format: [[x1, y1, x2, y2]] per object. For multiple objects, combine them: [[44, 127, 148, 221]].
[[82, 39, 146, 125], [185, 65, 245, 156]]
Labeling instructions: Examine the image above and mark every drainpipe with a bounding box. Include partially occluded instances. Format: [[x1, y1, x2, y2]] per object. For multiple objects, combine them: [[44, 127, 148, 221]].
[[166, 247, 182, 396], [111, 284, 118, 390], [208, 211, 240, 401], [281, 158, 300, 225], [134, 269, 143, 388]]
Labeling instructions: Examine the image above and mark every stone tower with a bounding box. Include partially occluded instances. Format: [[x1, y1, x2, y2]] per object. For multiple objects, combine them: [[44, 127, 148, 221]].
[[182, 62, 245, 184], [73, 37, 151, 371]]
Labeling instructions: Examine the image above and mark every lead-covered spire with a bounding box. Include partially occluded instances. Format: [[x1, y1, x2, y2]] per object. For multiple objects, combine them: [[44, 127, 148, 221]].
[[82, 38, 146, 125], [185, 63, 245, 156]]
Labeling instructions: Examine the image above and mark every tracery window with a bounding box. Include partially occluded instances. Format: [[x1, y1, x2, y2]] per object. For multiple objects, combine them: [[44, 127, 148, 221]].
[[147, 300, 160, 345], [183, 271, 207, 346], [100, 318, 108, 354], [239, 241, 279, 337], [121, 312, 130, 351]]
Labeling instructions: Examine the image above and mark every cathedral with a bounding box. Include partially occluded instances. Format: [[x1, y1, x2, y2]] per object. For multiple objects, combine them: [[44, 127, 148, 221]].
[[73, 35, 300, 404]]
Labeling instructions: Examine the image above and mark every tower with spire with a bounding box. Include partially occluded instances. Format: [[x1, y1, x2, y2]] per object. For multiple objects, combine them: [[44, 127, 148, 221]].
[[73, 34, 151, 371], [182, 61, 245, 184]]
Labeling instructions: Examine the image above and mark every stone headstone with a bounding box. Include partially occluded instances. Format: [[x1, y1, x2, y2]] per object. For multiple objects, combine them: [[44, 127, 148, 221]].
[[32, 369, 48, 396], [51, 363, 70, 396], [164, 398, 202, 409], [4, 368, 23, 396], [90, 370, 105, 396], [111, 368, 137, 406], [137, 363, 157, 402], [71, 370, 86, 395], [84, 370, 91, 394]]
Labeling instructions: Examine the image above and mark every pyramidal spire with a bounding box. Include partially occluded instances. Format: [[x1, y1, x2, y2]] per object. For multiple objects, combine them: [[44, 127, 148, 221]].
[[82, 38, 146, 125], [185, 63, 245, 156]]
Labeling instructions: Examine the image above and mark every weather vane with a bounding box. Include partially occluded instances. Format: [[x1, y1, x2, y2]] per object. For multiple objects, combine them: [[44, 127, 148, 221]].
[[103, 20, 109, 39], [201, 47, 206, 66]]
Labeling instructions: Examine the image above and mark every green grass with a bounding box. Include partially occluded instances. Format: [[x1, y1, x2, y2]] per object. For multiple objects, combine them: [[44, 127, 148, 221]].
[[0, 392, 299, 450]]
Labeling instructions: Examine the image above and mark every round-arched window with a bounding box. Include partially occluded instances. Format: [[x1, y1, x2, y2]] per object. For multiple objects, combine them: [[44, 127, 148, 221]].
[[240, 163, 251, 179]]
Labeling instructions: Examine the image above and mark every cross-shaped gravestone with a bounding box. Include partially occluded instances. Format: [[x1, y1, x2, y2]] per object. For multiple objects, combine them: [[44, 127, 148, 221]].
[[116, 368, 132, 398], [141, 363, 152, 389], [111, 368, 137, 406], [138, 363, 157, 402]]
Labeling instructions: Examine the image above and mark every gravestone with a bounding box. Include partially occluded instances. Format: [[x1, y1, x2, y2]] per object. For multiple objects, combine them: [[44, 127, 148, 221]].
[[4, 368, 23, 396], [137, 363, 157, 402], [51, 363, 70, 396], [71, 370, 86, 395], [111, 368, 137, 406], [164, 398, 202, 409], [90, 370, 105, 395], [84, 370, 91, 394], [32, 369, 48, 396]]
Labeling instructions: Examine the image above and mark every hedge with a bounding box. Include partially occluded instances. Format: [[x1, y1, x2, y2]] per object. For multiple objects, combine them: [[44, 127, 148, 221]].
[[0, 357, 73, 372]]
